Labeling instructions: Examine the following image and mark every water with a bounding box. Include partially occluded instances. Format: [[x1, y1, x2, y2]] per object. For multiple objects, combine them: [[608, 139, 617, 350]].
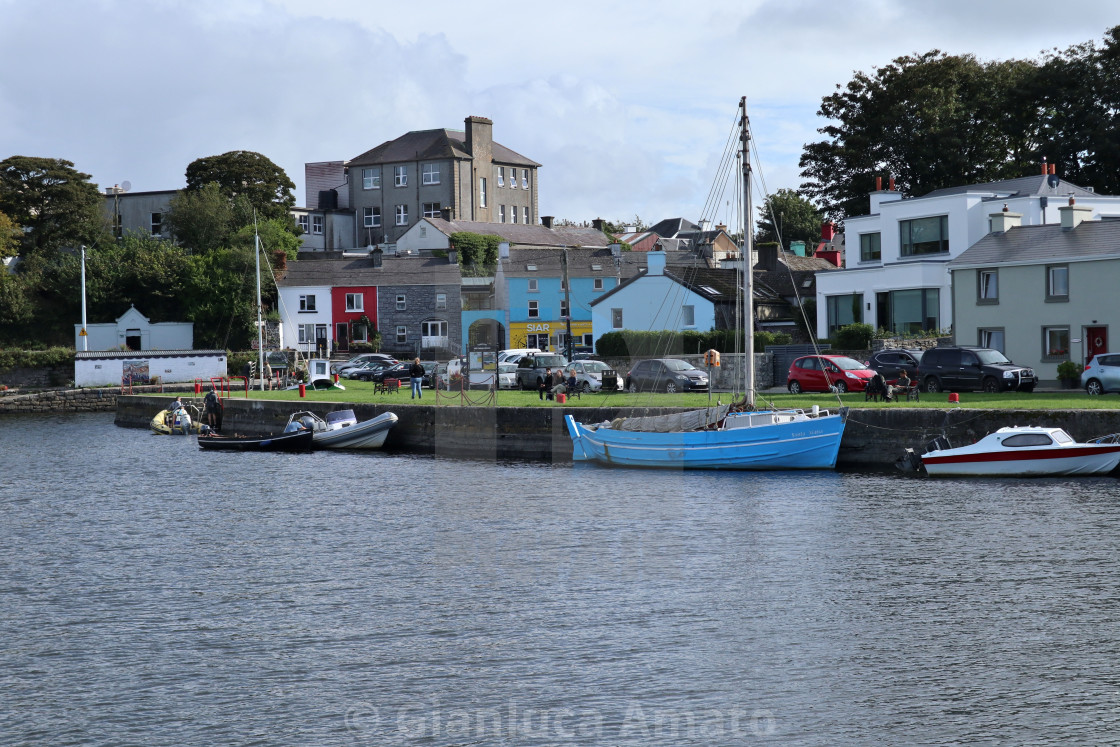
[[2, 412, 1120, 745]]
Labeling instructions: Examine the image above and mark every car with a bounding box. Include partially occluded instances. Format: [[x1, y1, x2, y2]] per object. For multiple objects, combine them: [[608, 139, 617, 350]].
[[570, 359, 618, 392], [918, 346, 1037, 393], [866, 348, 924, 384], [497, 348, 541, 364], [346, 360, 394, 380], [497, 361, 518, 389], [625, 358, 709, 393], [786, 355, 877, 394], [332, 353, 396, 376], [361, 361, 413, 384], [515, 353, 570, 390], [1082, 352, 1120, 395]]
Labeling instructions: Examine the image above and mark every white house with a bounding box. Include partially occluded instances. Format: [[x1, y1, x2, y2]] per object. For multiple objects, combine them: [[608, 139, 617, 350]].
[[276, 281, 333, 356], [74, 305, 193, 351], [815, 173, 1120, 339]]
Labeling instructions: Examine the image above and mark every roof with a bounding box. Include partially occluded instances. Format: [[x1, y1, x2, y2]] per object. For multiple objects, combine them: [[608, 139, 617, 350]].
[[277, 255, 463, 287], [919, 175, 1101, 201], [347, 128, 541, 168], [647, 217, 701, 238], [948, 219, 1120, 268], [75, 350, 224, 360], [424, 217, 612, 249], [503, 247, 628, 278]]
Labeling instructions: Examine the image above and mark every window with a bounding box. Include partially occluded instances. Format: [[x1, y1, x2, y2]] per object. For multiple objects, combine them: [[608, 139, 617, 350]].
[[860, 232, 881, 262], [298, 323, 316, 344], [422, 202, 441, 218], [582, 333, 593, 348], [297, 214, 309, 232], [436, 293, 447, 310], [364, 207, 381, 228], [497, 166, 505, 187], [560, 299, 569, 318], [394, 165, 407, 187], [612, 308, 623, 329], [528, 279, 538, 292], [522, 169, 529, 189], [511, 206, 518, 224], [396, 294, 406, 311], [421, 320, 448, 347], [299, 294, 316, 312], [422, 163, 439, 185], [1043, 326, 1070, 359], [363, 167, 380, 189], [522, 206, 529, 224], [979, 328, 1005, 352], [978, 269, 998, 303], [1047, 264, 1069, 301], [346, 293, 363, 312], [826, 293, 862, 336], [150, 212, 162, 235], [396, 325, 407, 344], [899, 215, 949, 256], [593, 277, 604, 291], [312, 215, 323, 235], [682, 305, 695, 326], [528, 300, 539, 319], [874, 288, 940, 336], [352, 322, 368, 343], [499, 205, 506, 223], [479, 177, 487, 207], [395, 204, 408, 226]]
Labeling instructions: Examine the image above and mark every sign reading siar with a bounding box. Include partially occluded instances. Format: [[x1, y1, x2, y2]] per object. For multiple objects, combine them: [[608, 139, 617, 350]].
[[527, 323, 551, 332]]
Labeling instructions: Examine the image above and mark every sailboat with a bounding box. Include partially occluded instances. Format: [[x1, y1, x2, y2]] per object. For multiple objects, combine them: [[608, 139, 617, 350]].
[[564, 98, 847, 469]]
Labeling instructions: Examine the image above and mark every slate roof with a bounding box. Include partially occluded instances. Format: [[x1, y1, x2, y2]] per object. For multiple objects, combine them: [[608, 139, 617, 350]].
[[948, 219, 1120, 268], [347, 128, 541, 168], [503, 247, 635, 279], [919, 175, 1100, 201], [277, 255, 462, 287], [425, 217, 611, 249], [648, 217, 701, 238]]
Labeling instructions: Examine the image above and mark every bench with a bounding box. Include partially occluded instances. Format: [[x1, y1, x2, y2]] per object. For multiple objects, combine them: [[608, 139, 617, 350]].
[[375, 378, 400, 394]]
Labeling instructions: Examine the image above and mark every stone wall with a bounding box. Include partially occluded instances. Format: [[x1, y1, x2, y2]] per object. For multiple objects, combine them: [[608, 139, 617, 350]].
[[0, 366, 71, 389], [0, 384, 194, 414]]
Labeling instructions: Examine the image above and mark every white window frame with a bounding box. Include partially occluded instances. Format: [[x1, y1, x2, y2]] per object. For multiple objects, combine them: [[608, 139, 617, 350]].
[[510, 206, 518, 224], [311, 215, 323, 235], [528, 278, 538, 292], [395, 204, 408, 226], [522, 169, 529, 189], [394, 165, 407, 187], [296, 214, 309, 232], [298, 323, 316, 344], [422, 202, 441, 218], [479, 177, 487, 207], [978, 268, 998, 303], [362, 167, 380, 190], [364, 207, 381, 228], [396, 294, 406, 311], [435, 293, 447, 310], [422, 163, 440, 185], [346, 293, 363, 312], [396, 325, 407, 344], [1043, 325, 1071, 359], [593, 277, 604, 291], [1047, 264, 1069, 301], [682, 304, 695, 327], [299, 294, 316, 312], [523, 206, 529, 224], [528, 300, 539, 319], [499, 205, 506, 223], [150, 212, 162, 235], [612, 308, 623, 329], [497, 166, 505, 187]]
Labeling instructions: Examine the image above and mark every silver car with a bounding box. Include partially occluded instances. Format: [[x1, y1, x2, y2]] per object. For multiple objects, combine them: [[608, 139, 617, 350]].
[[497, 362, 518, 389], [569, 359, 617, 392], [1082, 352, 1120, 395]]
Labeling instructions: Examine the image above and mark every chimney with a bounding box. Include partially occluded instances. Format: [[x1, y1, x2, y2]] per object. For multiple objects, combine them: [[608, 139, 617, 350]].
[[821, 221, 835, 242], [647, 248, 666, 275], [466, 116, 493, 220], [699, 219, 712, 232], [757, 244, 779, 272], [888, 176, 895, 191], [1042, 157, 1048, 176], [989, 208, 1022, 233], [876, 176, 882, 191], [1059, 197, 1092, 230], [1049, 163, 1056, 175], [592, 218, 605, 232], [541, 215, 554, 229], [440, 206, 453, 222]]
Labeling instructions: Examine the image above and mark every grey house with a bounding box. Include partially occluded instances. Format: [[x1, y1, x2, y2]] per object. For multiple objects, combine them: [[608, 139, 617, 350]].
[[949, 203, 1120, 383]]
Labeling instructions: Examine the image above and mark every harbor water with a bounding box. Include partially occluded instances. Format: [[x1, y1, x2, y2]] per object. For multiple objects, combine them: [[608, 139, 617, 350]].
[[2, 412, 1120, 745]]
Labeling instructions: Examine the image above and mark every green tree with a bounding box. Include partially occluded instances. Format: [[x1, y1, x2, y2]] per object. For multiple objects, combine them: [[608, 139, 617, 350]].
[[163, 183, 237, 253], [799, 52, 1042, 220], [0, 156, 106, 256], [184, 151, 296, 223], [448, 232, 502, 267], [754, 189, 825, 247], [0, 210, 21, 259]]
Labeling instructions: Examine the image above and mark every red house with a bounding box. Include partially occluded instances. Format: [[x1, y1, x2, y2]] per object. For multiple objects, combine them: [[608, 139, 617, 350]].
[[332, 285, 378, 353]]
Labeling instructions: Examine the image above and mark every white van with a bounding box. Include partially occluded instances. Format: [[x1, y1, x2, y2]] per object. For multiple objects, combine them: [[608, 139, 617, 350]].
[[497, 348, 542, 364]]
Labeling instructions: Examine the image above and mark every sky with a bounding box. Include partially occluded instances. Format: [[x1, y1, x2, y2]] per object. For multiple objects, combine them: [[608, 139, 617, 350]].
[[3, 0, 1119, 231]]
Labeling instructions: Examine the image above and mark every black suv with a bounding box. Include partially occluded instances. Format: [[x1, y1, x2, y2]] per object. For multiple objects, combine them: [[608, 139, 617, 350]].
[[867, 348, 924, 383], [918, 346, 1037, 393]]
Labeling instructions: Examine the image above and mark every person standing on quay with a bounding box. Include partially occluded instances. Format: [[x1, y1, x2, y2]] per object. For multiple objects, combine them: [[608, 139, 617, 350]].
[[409, 357, 425, 399]]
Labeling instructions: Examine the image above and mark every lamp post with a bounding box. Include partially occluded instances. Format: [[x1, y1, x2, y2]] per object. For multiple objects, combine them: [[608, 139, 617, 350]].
[[79, 245, 88, 351]]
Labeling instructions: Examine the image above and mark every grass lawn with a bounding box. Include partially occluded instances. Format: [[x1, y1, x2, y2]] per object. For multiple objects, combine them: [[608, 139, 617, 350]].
[[230, 381, 1120, 410]]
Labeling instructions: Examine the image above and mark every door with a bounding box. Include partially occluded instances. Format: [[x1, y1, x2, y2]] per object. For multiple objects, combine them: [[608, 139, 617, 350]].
[[956, 349, 982, 390], [1085, 326, 1108, 366], [315, 325, 329, 357], [336, 323, 349, 353]]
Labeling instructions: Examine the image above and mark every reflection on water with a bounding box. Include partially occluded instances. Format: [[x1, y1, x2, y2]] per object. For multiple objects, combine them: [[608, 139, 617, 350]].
[[1, 412, 1119, 745]]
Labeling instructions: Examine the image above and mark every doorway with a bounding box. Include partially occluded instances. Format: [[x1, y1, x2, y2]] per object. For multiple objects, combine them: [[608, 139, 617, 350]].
[[336, 323, 349, 353], [1085, 325, 1108, 366]]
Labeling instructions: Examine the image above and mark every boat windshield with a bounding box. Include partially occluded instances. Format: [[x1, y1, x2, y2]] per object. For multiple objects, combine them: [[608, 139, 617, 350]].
[[976, 349, 1012, 365], [1052, 430, 1074, 444], [663, 359, 696, 371], [830, 357, 868, 371]]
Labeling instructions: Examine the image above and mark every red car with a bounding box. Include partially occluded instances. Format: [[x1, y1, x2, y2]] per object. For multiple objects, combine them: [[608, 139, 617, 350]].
[[787, 355, 876, 394]]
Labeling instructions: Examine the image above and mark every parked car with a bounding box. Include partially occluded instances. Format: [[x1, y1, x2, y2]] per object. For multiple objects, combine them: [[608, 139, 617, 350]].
[[347, 360, 394, 381], [1082, 352, 1120, 395], [786, 355, 877, 394], [867, 348, 924, 384], [497, 348, 541, 364], [570, 359, 618, 392], [335, 353, 396, 377], [497, 361, 518, 389], [515, 353, 570, 390], [625, 358, 709, 393], [918, 346, 1037, 393], [359, 361, 413, 384]]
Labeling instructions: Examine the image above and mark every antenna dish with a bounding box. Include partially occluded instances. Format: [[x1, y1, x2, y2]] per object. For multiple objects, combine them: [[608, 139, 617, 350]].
[[1047, 174, 1059, 189], [120, 180, 131, 192]]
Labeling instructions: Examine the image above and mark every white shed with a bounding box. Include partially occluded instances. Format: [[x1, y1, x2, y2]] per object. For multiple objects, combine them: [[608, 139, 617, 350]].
[[74, 305, 193, 352]]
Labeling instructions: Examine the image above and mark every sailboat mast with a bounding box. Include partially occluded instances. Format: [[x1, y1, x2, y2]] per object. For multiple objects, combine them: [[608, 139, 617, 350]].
[[254, 219, 265, 392], [741, 96, 755, 408]]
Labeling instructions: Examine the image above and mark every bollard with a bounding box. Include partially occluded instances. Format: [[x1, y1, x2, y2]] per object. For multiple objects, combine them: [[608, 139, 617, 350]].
[[334, 373, 339, 383], [194, 381, 202, 394], [299, 383, 306, 398], [948, 392, 960, 405], [557, 393, 566, 404]]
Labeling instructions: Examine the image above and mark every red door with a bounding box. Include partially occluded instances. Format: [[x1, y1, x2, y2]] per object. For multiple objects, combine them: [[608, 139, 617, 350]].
[[1085, 326, 1108, 366]]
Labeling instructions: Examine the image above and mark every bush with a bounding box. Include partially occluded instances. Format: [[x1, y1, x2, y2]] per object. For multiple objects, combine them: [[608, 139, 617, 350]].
[[1057, 360, 1081, 380], [0, 347, 75, 372], [594, 329, 791, 358], [832, 323, 874, 350]]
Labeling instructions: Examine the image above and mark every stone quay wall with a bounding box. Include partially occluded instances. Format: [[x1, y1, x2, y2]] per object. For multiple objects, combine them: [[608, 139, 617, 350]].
[[0, 384, 196, 414]]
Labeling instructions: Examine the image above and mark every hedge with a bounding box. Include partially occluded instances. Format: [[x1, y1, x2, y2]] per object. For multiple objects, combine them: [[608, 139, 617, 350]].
[[595, 330, 790, 358], [0, 347, 75, 372]]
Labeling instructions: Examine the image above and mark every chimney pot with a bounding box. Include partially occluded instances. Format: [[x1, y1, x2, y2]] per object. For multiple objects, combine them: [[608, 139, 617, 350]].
[[1042, 158, 1048, 175], [1003, 203, 1009, 212], [541, 216, 554, 229], [888, 176, 895, 191], [1050, 163, 1056, 175], [875, 176, 882, 191], [1069, 195, 1076, 206]]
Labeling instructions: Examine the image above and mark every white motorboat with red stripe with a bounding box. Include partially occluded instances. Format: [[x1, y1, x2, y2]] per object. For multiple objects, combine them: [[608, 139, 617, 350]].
[[919, 426, 1120, 476]]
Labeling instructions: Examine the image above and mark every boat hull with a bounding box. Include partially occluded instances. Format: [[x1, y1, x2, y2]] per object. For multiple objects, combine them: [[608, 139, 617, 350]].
[[922, 445, 1120, 476], [312, 412, 398, 449], [197, 430, 314, 452], [565, 412, 845, 470], [150, 409, 200, 435]]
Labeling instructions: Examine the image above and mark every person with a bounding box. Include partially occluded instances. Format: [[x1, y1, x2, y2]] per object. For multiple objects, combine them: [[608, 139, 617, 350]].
[[409, 357, 425, 399], [551, 368, 569, 397], [204, 387, 222, 428], [892, 369, 912, 400], [566, 370, 578, 394], [540, 368, 552, 401], [264, 360, 273, 390]]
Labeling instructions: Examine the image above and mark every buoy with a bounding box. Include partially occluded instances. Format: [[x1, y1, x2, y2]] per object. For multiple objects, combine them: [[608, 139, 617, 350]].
[[948, 392, 959, 405], [299, 383, 306, 398]]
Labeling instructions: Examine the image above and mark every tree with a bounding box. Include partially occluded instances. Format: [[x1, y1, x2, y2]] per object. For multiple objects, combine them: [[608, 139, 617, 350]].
[[0, 156, 106, 256], [0, 210, 20, 259], [163, 183, 237, 253], [754, 189, 825, 247], [184, 151, 296, 223], [448, 232, 502, 267], [799, 52, 1042, 220]]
